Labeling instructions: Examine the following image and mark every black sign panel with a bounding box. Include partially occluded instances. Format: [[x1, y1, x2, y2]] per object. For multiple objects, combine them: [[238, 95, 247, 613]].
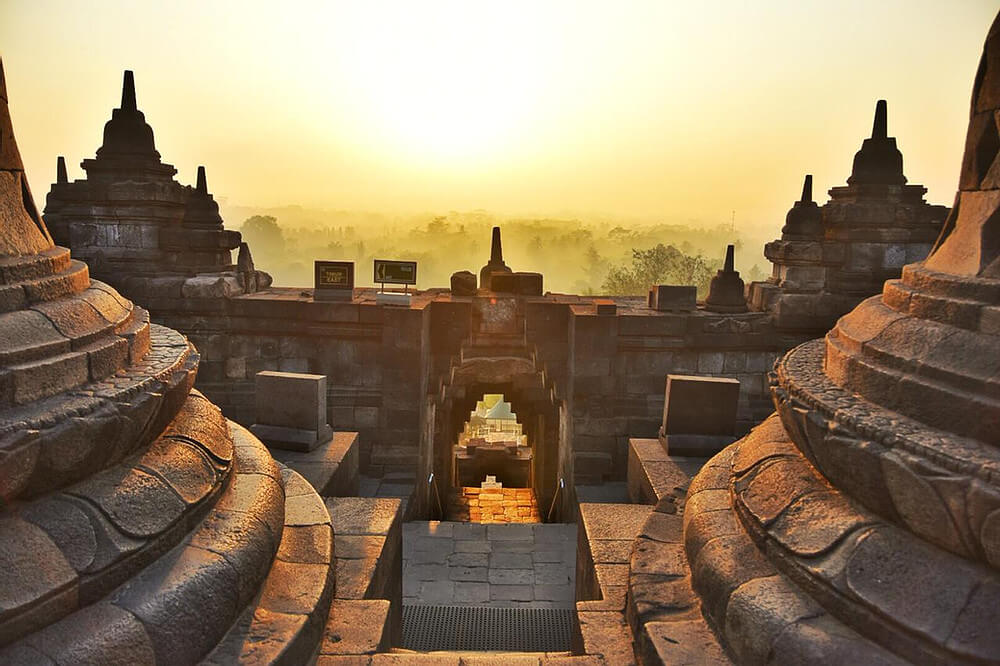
[[314, 261, 354, 290], [374, 259, 417, 286]]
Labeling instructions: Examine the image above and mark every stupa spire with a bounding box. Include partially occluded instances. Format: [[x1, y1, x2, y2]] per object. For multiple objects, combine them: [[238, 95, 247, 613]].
[[723, 244, 735, 272], [56, 156, 68, 184], [479, 226, 512, 289], [196, 165, 207, 194], [800, 174, 813, 203], [490, 226, 503, 263], [121, 70, 136, 111], [872, 99, 887, 139]]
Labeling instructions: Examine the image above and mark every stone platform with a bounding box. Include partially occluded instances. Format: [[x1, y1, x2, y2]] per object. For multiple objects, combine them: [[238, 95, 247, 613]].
[[403, 521, 576, 608]]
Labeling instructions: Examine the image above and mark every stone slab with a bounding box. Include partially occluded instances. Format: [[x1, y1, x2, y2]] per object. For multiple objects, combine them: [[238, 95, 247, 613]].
[[254, 370, 328, 432], [272, 431, 360, 496], [661, 374, 740, 437]]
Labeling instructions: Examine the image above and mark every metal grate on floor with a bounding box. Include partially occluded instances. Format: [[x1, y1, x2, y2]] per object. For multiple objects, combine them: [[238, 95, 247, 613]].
[[401, 605, 575, 652]]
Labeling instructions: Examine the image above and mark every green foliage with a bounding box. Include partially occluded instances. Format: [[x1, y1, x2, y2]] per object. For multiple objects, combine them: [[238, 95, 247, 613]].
[[602, 244, 714, 297], [229, 208, 767, 293]]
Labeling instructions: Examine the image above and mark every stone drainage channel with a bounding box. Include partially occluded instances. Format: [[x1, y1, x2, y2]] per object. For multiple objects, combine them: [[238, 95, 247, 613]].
[[401, 521, 577, 652]]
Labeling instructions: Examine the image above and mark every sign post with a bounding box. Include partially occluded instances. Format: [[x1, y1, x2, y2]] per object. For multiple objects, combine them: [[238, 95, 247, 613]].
[[373, 259, 417, 305]]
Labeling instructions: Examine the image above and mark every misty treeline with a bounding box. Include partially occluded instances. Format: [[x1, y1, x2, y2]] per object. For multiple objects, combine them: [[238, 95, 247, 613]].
[[233, 209, 768, 297]]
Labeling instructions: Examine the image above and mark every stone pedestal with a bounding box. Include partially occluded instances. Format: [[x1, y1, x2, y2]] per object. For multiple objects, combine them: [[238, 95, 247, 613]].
[[250, 370, 333, 451], [648, 285, 696, 312], [657, 374, 739, 456]]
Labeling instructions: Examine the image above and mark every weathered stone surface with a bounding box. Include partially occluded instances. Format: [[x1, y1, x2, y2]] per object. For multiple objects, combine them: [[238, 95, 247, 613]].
[[0, 516, 78, 642], [321, 599, 390, 655], [722, 575, 822, 663], [641, 620, 730, 666], [327, 497, 401, 536], [577, 610, 636, 665], [110, 545, 241, 664], [23, 602, 156, 666]]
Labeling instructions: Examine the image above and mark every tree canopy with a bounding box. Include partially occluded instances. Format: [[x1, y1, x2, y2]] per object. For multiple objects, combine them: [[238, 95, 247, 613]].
[[602, 243, 714, 297]]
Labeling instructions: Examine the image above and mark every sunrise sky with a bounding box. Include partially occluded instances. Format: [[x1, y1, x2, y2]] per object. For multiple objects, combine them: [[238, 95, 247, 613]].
[[1, 1, 997, 228]]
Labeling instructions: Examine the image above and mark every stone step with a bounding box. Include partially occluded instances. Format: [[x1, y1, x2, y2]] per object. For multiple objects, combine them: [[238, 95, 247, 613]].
[[5, 259, 90, 313], [325, 496, 405, 645], [316, 599, 392, 661], [370, 445, 419, 468], [0, 246, 72, 287], [270, 431, 360, 497], [202, 463, 336, 665], [0, 420, 282, 664], [22, 258, 91, 303]]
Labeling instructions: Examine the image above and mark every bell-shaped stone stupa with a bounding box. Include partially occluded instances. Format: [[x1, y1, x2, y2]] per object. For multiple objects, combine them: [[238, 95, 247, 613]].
[[0, 59, 333, 665], [632, 13, 1000, 664]]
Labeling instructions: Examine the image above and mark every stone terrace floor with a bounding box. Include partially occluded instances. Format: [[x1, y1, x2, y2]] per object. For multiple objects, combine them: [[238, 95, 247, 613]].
[[403, 521, 577, 608]]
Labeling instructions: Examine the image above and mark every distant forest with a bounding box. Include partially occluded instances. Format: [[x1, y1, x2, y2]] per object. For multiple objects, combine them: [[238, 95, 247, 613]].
[[229, 208, 770, 297]]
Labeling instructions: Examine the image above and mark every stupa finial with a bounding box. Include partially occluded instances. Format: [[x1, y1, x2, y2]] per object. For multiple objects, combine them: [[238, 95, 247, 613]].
[[723, 244, 735, 273], [56, 156, 68, 184], [121, 70, 136, 111], [800, 174, 813, 203], [196, 166, 207, 194], [479, 226, 512, 289], [490, 226, 503, 263], [872, 99, 888, 139]]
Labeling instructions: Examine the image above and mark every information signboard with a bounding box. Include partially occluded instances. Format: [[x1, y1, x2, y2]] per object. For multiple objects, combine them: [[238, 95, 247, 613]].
[[374, 259, 417, 286], [314, 261, 354, 301]]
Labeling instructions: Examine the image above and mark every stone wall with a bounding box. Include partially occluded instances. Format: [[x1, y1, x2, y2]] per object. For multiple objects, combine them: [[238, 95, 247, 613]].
[[567, 305, 780, 484], [131, 288, 425, 475], [127, 287, 785, 492]]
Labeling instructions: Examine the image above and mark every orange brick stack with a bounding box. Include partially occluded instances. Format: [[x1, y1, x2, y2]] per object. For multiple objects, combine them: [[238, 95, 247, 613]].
[[446, 486, 541, 523]]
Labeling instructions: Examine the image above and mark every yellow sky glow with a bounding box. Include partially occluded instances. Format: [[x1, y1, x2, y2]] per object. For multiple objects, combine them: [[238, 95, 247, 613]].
[[1, 0, 997, 228]]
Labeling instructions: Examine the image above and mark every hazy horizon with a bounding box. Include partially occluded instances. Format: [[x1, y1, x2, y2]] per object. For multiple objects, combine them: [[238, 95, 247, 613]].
[[2, 1, 996, 228]]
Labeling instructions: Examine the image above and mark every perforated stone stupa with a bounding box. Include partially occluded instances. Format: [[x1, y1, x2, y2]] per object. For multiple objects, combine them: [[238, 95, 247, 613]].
[[627, 14, 1000, 663], [0, 59, 333, 665]]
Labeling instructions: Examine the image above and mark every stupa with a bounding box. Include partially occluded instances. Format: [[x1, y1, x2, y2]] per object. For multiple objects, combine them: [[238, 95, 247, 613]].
[[629, 13, 1000, 663], [43, 70, 269, 306], [704, 244, 748, 313], [0, 59, 333, 665], [749, 101, 948, 337]]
